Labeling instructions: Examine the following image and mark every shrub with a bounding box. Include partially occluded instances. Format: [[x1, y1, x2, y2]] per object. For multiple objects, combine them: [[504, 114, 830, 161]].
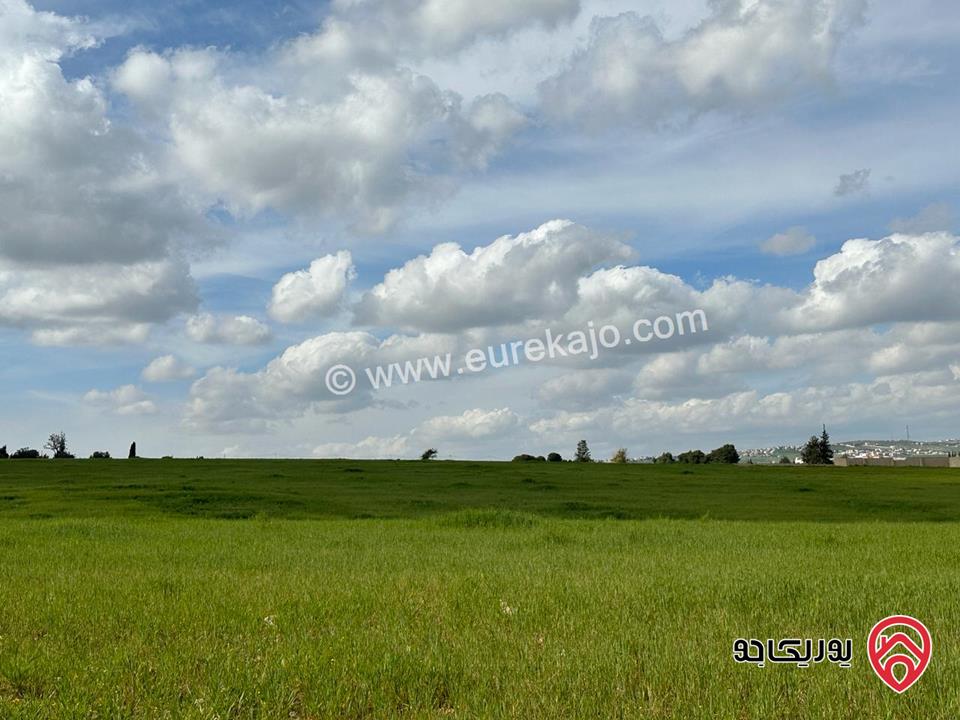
[[610, 448, 629, 464], [90, 451, 112, 459], [0, 445, 7, 459], [421, 448, 438, 461], [655, 452, 675, 464], [512, 454, 545, 462], [547, 452, 562, 462], [707, 444, 740, 464], [11, 448, 41, 459], [779, 456, 792, 464], [677, 449, 706, 464]]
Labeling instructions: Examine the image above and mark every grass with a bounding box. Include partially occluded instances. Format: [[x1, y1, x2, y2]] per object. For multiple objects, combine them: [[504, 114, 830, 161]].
[[2, 458, 960, 521], [1, 460, 959, 718]]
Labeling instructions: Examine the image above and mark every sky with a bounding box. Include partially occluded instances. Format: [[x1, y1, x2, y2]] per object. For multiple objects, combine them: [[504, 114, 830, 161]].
[[2, 0, 960, 460]]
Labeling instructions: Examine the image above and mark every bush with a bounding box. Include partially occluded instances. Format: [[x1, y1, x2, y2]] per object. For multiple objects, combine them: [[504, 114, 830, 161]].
[[90, 451, 112, 459], [655, 452, 675, 464], [610, 448, 629, 464], [11, 448, 41, 459], [677, 449, 706, 464], [779, 456, 792, 464], [707, 444, 740, 464], [421, 448, 438, 461], [512, 454, 545, 462], [547, 452, 562, 462], [0, 445, 7, 459]]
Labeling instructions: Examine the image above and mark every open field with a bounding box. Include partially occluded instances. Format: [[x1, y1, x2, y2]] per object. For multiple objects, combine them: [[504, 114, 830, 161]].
[[3, 459, 960, 521], [2, 460, 960, 718]]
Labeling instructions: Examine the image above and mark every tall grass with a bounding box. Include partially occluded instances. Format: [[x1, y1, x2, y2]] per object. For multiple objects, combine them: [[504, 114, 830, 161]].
[[1, 517, 958, 718]]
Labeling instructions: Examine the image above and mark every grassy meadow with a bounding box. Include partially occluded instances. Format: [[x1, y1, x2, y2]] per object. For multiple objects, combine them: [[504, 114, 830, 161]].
[[1, 460, 959, 718]]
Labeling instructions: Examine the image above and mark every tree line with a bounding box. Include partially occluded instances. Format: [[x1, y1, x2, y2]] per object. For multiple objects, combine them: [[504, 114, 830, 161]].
[[0, 434, 138, 460]]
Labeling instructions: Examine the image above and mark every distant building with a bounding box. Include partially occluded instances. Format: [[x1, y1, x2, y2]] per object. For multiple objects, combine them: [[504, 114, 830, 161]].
[[835, 456, 960, 468]]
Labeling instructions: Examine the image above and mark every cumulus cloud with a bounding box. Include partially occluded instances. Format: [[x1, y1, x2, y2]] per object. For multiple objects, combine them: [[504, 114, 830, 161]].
[[0, 257, 196, 344], [184, 330, 454, 431], [308, 0, 581, 63], [183, 227, 960, 434], [269, 251, 356, 323], [313, 434, 412, 459], [114, 41, 526, 233], [84, 385, 157, 415], [533, 370, 960, 445], [0, 1, 208, 344], [312, 406, 521, 457], [761, 226, 816, 256], [142, 355, 196, 382], [418, 407, 519, 440], [540, 0, 866, 128], [185, 313, 271, 345], [355, 220, 632, 331], [783, 232, 960, 331], [834, 168, 871, 196]]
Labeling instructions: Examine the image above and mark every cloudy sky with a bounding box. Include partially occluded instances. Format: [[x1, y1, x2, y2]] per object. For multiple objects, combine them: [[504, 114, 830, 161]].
[[2, 0, 959, 460]]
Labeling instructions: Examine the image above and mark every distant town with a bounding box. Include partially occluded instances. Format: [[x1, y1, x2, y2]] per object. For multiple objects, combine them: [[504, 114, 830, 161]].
[[740, 439, 960, 465]]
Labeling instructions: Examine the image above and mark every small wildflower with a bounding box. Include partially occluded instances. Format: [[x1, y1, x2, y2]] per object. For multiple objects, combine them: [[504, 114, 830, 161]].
[[499, 600, 516, 616], [263, 615, 276, 627]]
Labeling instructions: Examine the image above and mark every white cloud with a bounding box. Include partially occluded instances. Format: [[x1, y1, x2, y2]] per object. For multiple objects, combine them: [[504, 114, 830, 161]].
[[783, 232, 960, 331], [313, 0, 581, 62], [418, 407, 519, 440], [313, 434, 412, 459], [184, 227, 960, 441], [114, 41, 526, 233], [84, 385, 157, 415], [540, 0, 866, 128], [0, 257, 196, 344], [142, 355, 196, 382], [184, 330, 453, 431], [269, 251, 356, 323], [0, 1, 207, 344], [186, 313, 271, 345], [761, 226, 816, 256], [355, 219, 632, 331]]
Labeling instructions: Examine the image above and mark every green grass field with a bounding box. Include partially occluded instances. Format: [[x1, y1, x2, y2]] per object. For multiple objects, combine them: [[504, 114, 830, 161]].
[[1, 460, 959, 718]]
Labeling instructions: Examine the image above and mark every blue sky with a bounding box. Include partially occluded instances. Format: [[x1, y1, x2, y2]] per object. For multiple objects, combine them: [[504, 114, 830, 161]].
[[2, 0, 960, 459]]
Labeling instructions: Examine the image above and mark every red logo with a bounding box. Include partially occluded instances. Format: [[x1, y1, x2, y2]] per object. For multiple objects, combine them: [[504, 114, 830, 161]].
[[867, 615, 932, 693]]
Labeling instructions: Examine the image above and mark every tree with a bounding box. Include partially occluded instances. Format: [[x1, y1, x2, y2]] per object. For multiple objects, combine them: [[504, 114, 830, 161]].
[[90, 451, 111, 459], [0, 445, 7, 459], [574, 440, 591, 463], [610, 448, 629, 464], [677, 449, 706, 464], [779, 456, 792, 464], [655, 452, 675, 464], [800, 427, 835, 465], [128, 442, 137, 459], [547, 452, 562, 462], [421, 448, 438, 461], [44, 432, 74, 459], [800, 436, 821, 464], [707, 444, 740, 464], [819, 425, 834, 466], [11, 448, 41, 459], [512, 454, 540, 462]]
